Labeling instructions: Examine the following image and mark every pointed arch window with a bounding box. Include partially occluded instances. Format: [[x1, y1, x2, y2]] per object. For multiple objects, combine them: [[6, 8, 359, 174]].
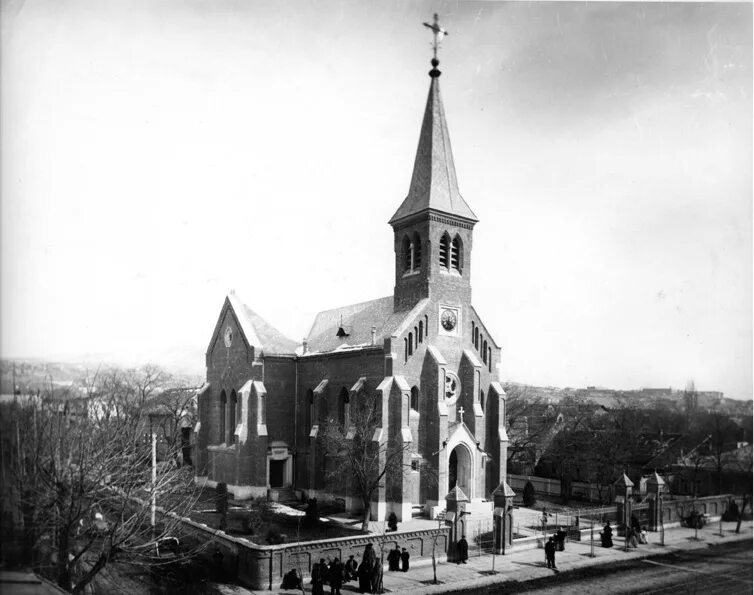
[[408, 332, 414, 356], [418, 320, 424, 343], [451, 236, 463, 272], [439, 233, 450, 268], [338, 387, 349, 425], [482, 340, 488, 364], [410, 386, 419, 412], [474, 327, 479, 349], [219, 390, 227, 444], [480, 389, 485, 413], [402, 236, 412, 272], [229, 390, 238, 444], [488, 347, 492, 372], [413, 232, 422, 269], [404, 337, 408, 362]]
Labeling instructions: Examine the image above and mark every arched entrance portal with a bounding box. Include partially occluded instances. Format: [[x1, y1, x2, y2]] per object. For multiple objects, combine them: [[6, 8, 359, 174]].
[[448, 444, 472, 496]]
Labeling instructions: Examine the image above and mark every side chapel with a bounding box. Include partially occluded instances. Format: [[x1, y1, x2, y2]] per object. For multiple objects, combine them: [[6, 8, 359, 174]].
[[194, 26, 508, 522]]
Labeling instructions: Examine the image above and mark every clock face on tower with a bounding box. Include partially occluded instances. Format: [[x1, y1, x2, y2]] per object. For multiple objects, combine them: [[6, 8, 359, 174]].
[[441, 309, 457, 331], [438, 305, 460, 336]]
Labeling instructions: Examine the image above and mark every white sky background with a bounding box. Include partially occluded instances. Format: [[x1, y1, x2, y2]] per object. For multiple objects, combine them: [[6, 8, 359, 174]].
[[1, 1, 751, 399]]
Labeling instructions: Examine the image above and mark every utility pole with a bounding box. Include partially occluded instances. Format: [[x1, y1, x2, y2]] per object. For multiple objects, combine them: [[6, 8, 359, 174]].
[[151, 426, 157, 531]]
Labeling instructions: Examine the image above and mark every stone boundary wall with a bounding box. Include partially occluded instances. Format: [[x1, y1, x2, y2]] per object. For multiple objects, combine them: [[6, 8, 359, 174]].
[[661, 494, 733, 525], [178, 517, 449, 591], [509, 474, 614, 503]]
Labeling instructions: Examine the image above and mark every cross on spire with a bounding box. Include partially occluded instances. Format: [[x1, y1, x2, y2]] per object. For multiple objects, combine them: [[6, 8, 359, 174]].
[[458, 406, 465, 422], [423, 13, 448, 61]]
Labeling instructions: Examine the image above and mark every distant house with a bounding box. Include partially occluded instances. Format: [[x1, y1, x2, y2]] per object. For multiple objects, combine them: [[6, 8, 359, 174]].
[[671, 443, 752, 497]]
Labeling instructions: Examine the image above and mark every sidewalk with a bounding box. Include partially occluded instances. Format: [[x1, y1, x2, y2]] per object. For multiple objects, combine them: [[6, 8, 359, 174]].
[[237, 520, 752, 594]]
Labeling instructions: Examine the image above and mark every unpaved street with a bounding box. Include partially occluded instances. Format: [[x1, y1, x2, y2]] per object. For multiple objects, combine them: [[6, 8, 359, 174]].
[[500, 540, 753, 595]]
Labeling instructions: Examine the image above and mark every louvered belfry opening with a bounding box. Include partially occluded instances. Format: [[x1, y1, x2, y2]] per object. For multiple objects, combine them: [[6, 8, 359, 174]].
[[451, 236, 461, 271], [439, 234, 450, 267]]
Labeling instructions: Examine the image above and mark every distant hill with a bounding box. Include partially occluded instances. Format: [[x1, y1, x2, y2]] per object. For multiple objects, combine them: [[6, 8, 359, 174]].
[[503, 381, 752, 416], [1, 356, 203, 395]]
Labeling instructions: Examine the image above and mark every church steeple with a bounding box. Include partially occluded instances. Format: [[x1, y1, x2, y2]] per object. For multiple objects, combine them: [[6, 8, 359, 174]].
[[389, 59, 477, 226], [391, 15, 477, 313]]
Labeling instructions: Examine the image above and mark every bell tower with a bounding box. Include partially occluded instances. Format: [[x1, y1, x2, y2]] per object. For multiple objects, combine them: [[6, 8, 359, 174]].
[[390, 15, 478, 313]]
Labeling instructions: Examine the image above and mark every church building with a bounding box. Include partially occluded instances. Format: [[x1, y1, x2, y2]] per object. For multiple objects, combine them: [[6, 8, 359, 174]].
[[194, 35, 508, 522]]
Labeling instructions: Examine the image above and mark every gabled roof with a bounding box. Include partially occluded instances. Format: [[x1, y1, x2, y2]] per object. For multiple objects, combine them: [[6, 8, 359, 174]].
[[305, 296, 417, 354], [209, 291, 298, 356], [389, 71, 477, 226]]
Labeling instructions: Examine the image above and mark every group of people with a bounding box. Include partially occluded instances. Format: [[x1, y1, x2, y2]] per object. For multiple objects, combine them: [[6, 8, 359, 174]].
[[386, 545, 410, 572], [310, 557, 348, 595], [303, 543, 399, 594], [544, 526, 569, 570], [599, 516, 648, 549], [626, 515, 648, 548]]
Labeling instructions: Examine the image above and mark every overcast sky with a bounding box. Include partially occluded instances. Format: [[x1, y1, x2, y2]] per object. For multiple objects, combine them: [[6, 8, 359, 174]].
[[2, 1, 751, 399]]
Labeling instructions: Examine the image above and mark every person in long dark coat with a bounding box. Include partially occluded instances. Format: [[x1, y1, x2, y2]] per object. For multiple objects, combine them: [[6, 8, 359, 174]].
[[544, 537, 557, 569], [400, 548, 410, 572], [363, 544, 377, 568], [457, 536, 469, 564], [329, 558, 343, 595], [387, 546, 400, 571], [344, 555, 358, 582], [370, 559, 383, 594], [321, 559, 332, 589], [357, 560, 371, 594], [555, 526, 567, 551], [311, 559, 325, 595], [601, 522, 614, 548]]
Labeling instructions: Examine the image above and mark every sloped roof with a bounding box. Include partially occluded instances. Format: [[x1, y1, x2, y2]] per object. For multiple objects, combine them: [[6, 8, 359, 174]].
[[226, 292, 298, 355], [389, 72, 477, 226], [305, 296, 413, 354]]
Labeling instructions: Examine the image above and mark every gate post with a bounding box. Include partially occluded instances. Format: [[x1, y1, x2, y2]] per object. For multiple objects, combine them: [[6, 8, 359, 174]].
[[491, 481, 515, 554], [445, 484, 469, 562], [646, 471, 666, 532], [614, 472, 634, 550]]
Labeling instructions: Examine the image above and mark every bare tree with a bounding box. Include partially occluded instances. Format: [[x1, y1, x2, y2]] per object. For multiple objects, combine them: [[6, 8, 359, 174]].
[[7, 370, 202, 594], [503, 384, 558, 474], [319, 392, 415, 532], [146, 386, 199, 467]]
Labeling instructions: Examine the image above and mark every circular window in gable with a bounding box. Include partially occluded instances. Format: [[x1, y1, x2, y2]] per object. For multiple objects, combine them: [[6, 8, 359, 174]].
[[444, 371, 461, 405]]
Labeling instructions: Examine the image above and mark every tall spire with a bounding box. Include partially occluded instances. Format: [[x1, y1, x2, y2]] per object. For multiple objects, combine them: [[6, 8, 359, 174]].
[[389, 15, 477, 227]]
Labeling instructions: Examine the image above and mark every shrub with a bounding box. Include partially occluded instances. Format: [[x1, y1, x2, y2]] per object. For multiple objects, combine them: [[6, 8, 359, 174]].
[[304, 498, 319, 527], [265, 524, 285, 545], [522, 481, 536, 507], [387, 512, 398, 531]]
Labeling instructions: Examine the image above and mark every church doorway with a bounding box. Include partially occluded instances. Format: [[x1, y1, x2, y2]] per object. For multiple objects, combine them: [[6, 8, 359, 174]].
[[267, 441, 292, 488], [269, 460, 285, 488], [448, 444, 472, 496]]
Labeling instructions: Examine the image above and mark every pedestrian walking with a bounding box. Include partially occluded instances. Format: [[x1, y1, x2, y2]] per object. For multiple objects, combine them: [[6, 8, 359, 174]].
[[357, 560, 371, 594], [344, 555, 358, 582], [556, 526, 567, 551], [329, 558, 343, 595], [457, 536, 469, 564], [544, 536, 557, 569], [387, 545, 400, 571], [400, 547, 410, 572], [370, 559, 383, 594], [600, 522, 613, 548], [311, 559, 325, 595]]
